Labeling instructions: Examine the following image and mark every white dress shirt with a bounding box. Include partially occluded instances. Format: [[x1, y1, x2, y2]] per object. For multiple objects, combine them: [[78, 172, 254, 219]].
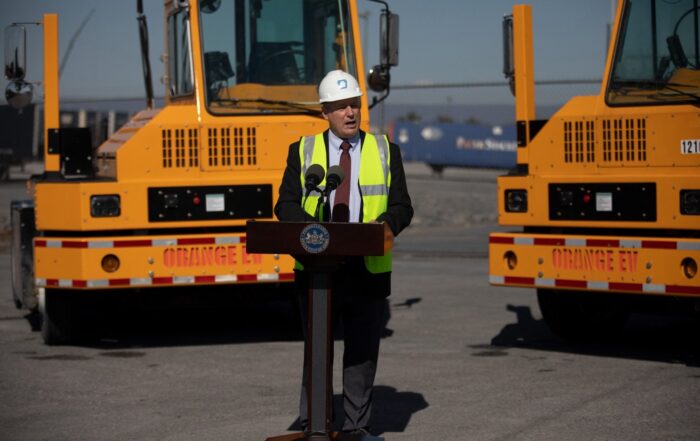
[[327, 130, 361, 223]]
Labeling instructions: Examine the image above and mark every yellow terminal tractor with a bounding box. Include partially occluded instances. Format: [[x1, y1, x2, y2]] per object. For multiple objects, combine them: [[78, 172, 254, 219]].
[[6, 0, 399, 344], [490, 1, 700, 339]]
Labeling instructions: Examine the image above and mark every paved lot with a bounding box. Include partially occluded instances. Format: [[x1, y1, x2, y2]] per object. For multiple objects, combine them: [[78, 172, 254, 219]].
[[1, 165, 699, 441]]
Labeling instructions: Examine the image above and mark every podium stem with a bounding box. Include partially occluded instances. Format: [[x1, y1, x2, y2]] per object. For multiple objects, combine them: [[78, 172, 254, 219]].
[[308, 272, 333, 434]]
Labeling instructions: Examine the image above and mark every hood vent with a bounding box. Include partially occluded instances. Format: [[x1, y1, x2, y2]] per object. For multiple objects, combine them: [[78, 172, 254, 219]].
[[564, 120, 595, 163], [161, 128, 199, 168], [562, 118, 648, 165], [161, 126, 258, 170], [204, 126, 257, 169], [602, 118, 647, 163]]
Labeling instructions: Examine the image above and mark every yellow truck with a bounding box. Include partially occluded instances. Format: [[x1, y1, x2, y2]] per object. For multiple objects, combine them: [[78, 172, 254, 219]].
[[6, 0, 398, 344], [490, 1, 700, 339]]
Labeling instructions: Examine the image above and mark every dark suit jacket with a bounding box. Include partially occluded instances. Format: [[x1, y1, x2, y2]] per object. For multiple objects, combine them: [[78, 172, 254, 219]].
[[274, 129, 413, 296]]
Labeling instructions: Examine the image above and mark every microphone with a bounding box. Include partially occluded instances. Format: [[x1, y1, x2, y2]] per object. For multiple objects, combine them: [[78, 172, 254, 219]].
[[325, 165, 345, 194], [304, 164, 325, 197]]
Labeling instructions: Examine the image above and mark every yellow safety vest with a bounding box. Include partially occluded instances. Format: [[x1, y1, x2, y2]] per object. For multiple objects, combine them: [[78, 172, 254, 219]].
[[297, 132, 392, 273]]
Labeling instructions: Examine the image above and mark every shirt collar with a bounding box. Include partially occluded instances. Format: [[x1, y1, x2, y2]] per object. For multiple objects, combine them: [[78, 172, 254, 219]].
[[328, 130, 360, 152]]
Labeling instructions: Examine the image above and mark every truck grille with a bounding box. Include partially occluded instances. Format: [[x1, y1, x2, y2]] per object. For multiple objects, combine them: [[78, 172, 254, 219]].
[[161, 126, 258, 170]]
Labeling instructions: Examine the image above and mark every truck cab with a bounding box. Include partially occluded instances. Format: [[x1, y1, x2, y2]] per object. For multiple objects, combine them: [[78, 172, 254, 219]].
[[490, 0, 700, 340], [5, 0, 398, 344]]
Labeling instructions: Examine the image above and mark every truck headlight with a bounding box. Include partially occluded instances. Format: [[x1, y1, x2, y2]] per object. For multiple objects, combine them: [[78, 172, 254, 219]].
[[91, 195, 121, 217], [680, 190, 700, 215], [505, 189, 528, 212]]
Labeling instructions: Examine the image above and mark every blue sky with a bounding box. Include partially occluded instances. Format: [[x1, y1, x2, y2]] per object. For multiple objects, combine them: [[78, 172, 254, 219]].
[[0, 0, 614, 106]]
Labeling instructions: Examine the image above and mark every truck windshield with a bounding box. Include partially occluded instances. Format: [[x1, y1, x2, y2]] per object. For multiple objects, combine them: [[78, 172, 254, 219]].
[[199, 0, 358, 115], [607, 0, 700, 105]]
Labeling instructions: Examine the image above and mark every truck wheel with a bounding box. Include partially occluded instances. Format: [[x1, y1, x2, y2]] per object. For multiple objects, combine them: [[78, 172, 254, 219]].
[[537, 289, 629, 341], [40, 289, 75, 345]]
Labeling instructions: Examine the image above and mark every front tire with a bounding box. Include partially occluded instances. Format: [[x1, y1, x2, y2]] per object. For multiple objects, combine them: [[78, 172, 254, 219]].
[[537, 289, 629, 341]]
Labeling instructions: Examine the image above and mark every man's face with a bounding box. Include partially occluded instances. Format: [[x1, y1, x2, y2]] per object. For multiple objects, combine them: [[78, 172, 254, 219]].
[[322, 97, 361, 139]]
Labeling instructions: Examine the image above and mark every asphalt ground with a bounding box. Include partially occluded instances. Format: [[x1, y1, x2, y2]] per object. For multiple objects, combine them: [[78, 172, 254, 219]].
[[0, 163, 699, 441]]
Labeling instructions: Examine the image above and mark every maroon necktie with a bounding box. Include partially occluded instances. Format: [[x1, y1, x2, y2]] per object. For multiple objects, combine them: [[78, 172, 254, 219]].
[[332, 141, 351, 222]]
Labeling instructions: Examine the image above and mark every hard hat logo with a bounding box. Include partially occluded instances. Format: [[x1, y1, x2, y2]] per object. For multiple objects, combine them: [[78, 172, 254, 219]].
[[319, 69, 363, 103]]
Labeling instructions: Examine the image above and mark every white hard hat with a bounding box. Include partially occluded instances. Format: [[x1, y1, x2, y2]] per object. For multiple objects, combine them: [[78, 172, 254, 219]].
[[318, 70, 363, 103]]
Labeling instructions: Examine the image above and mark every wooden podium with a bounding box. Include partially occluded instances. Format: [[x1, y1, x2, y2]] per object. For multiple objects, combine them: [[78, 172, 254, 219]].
[[246, 221, 392, 441]]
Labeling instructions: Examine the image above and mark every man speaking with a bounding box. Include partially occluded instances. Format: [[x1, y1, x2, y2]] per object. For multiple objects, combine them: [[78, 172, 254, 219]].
[[274, 69, 413, 437]]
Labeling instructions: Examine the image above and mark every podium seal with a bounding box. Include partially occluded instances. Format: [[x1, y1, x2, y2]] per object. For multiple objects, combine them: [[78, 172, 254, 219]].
[[300, 223, 330, 254]]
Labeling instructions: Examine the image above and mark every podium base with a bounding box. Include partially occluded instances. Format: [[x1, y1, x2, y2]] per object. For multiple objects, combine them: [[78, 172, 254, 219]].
[[264, 432, 384, 441], [264, 432, 340, 441]]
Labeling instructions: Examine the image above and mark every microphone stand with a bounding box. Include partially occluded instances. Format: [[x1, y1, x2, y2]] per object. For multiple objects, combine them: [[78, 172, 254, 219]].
[[303, 185, 326, 222], [318, 182, 342, 222], [314, 188, 329, 222]]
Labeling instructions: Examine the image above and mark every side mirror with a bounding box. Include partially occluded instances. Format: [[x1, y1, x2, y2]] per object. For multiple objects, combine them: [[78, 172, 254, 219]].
[[4, 24, 27, 81], [502, 14, 515, 95], [366, 4, 398, 109], [380, 12, 399, 67], [4, 24, 33, 109], [199, 0, 221, 14], [367, 65, 390, 92], [5, 80, 33, 109]]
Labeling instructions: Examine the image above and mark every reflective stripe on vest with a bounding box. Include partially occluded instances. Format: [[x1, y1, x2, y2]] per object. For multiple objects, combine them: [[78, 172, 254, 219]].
[[297, 132, 392, 274], [300, 134, 327, 214]]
